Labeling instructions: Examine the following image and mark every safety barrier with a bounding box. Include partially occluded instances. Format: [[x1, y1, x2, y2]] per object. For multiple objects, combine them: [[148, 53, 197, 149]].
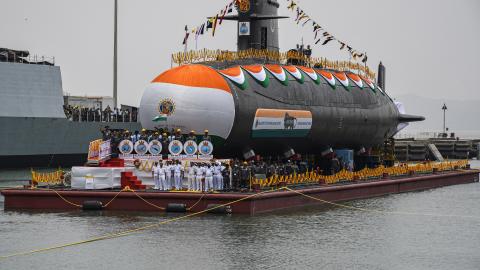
[[252, 160, 469, 188], [31, 169, 64, 185], [171, 48, 376, 80]]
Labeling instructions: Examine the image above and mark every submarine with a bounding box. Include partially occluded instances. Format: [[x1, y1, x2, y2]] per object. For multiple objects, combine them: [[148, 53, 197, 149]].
[[139, 0, 424, 158]]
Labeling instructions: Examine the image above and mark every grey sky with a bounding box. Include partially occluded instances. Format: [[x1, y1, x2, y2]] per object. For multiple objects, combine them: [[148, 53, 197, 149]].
[[1, 0, 479, 111]]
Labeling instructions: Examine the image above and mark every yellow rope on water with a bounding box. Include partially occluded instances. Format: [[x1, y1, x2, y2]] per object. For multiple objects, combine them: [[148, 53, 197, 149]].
[[0, 187, 286, 260], [284, 187, 480, 220]]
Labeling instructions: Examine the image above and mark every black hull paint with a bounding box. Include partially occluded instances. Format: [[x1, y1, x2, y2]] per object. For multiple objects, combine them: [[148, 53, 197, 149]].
[[220, 67, 399, 156]]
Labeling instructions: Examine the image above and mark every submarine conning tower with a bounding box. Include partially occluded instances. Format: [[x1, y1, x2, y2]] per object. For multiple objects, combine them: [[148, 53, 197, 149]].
[[221, 0, 287, 51]]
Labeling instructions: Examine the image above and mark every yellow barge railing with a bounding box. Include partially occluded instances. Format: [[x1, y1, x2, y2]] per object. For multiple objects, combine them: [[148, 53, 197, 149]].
[[252, 160, 469, 188], [31, 168, 64, 185]]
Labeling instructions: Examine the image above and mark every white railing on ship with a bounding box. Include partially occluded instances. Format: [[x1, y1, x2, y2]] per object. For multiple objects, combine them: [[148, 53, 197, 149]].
[[9, 54, 55, 65]]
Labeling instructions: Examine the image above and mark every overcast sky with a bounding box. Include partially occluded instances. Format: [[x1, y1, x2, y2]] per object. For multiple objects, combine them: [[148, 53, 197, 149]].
[[1, 0, 479, 110]]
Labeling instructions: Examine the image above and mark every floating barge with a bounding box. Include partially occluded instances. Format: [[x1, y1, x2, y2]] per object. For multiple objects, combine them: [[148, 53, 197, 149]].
[[2, 169, 478, 215]]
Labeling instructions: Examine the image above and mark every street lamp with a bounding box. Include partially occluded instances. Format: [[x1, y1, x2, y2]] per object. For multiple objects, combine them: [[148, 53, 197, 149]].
[[442, 103, 447, 134]]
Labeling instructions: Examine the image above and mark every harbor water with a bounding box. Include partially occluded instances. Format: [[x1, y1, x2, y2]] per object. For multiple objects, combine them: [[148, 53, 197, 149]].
[[1, 163, 479, 270]]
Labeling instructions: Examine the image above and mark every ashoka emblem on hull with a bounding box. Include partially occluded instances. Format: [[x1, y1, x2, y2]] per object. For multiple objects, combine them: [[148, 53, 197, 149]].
[[158, 98, 175, 116]]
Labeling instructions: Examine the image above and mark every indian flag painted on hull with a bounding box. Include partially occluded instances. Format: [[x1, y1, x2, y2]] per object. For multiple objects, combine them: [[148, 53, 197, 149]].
[[252, 109, 312, 138]]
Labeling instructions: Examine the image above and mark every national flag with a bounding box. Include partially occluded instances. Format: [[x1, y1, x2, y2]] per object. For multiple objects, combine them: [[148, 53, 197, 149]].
[[152, 115, 167, 122], [340, 42, 346, 50], [302, 18, 311, 26], [315, 38, 322, 44], [199, 23, 205, 35]]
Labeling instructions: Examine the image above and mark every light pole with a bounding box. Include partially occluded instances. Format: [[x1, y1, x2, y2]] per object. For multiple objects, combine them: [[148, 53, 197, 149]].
[[442, 103, 447, 134], [113, 0, 118, 109]]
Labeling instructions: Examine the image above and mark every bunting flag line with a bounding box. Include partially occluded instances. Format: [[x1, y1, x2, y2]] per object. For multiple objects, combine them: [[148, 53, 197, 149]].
[[286, 0, 368, 64], [287, 0, 296, 10], [219, 6, 227, 25], [182, 32, 189, 45], [302, 18, 311, 26], [212, 14, 219, 36], [181, 0, 237, 45]]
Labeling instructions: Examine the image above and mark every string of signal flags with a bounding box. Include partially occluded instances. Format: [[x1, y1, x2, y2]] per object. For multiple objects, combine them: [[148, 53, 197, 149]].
[[182, 0, 239, 45], [286, 0, 368, 63], [181, 0, 368, 64]]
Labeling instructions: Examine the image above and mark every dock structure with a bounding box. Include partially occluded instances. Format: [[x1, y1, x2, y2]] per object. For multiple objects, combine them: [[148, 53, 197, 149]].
[[394, 138, 479, 161]]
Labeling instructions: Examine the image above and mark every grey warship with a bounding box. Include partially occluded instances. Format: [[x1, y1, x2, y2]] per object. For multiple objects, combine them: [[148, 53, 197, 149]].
[[0, 49, 140, 168]]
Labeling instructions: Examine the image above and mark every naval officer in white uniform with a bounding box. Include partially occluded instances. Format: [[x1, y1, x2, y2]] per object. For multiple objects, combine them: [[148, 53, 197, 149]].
[[151, 161, 160, 190]]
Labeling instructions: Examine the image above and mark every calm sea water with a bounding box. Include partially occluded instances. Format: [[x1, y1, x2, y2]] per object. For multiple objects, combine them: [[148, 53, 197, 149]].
[[1, 163, 479, 270]]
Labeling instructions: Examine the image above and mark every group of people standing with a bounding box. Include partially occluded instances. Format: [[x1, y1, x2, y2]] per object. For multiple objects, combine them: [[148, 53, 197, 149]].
[[151, 160, 228, 192], [65, 105, 137, 122]]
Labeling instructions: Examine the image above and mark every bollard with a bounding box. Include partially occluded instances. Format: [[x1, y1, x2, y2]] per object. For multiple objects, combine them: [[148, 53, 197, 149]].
[[432, 168, 439, 174], [382, 172, 389, 179], [318, 178, 325, 185], [252, 184, 261, 193]]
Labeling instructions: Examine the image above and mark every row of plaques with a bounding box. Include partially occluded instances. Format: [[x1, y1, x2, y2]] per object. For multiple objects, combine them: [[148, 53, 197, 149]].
[[118, 139, 213, 156]]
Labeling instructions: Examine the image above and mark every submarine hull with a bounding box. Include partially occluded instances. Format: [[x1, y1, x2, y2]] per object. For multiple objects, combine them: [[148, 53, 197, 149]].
[[139, 64, 402, 158]]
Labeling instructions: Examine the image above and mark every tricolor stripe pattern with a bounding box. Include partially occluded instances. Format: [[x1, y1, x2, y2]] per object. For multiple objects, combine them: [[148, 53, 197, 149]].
[[152, 64, 231, 93], [265, 64, 288, 85], [252, 109, 312, 138], [333, 72, 349, 89], [283, 65, 304, 83], [360, 75, 376, 92], [317, 70, 336, 88], [297, 66, 320, 84], [218, 66, 248, 90], [242, 65, 270, 87], [347, 73, 363, 88]]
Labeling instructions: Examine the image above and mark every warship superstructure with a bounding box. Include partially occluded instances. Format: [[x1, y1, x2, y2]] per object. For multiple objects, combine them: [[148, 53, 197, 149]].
[[0, 49, 140, 168]]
